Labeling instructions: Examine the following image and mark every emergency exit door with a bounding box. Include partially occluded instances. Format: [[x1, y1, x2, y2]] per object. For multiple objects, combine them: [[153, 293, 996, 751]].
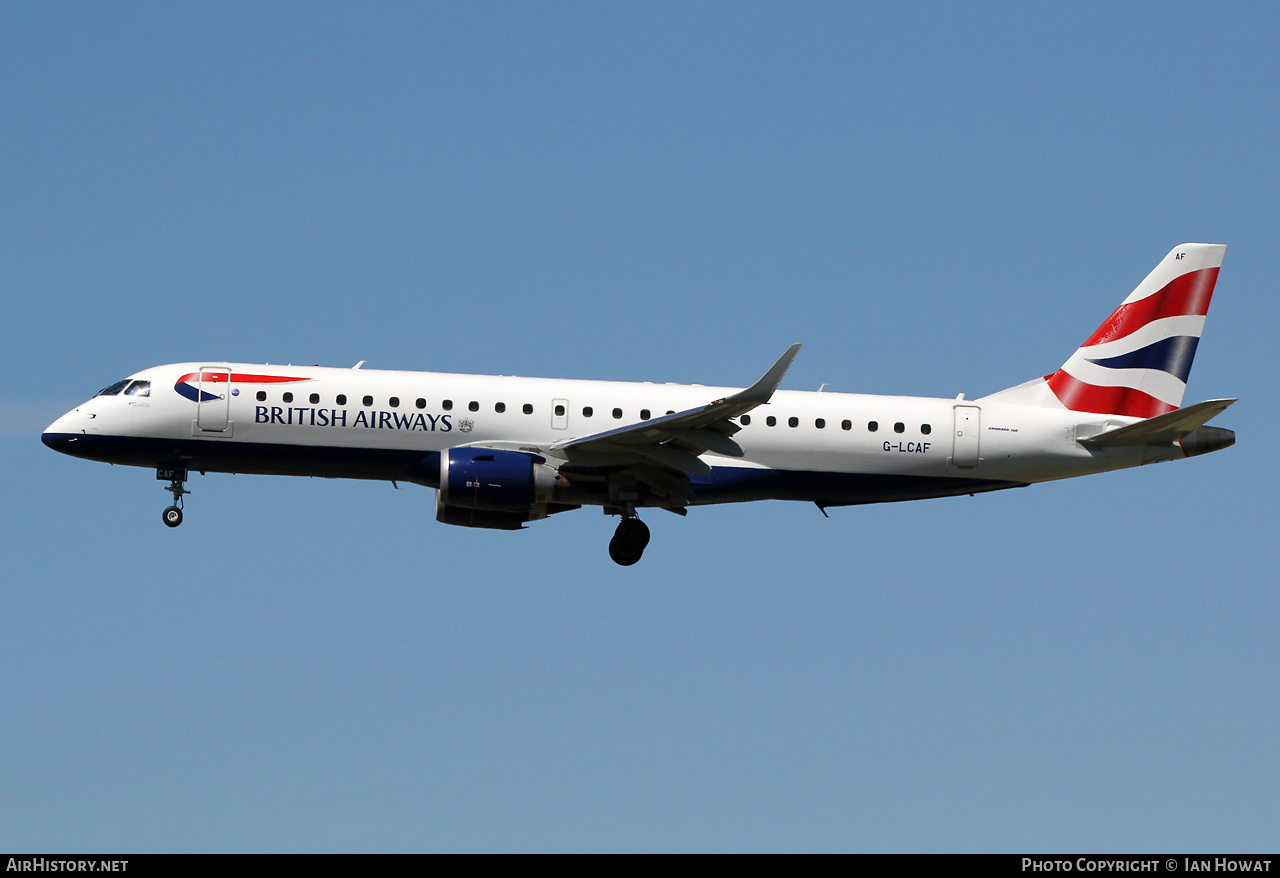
[[551, 398, 569, 430]]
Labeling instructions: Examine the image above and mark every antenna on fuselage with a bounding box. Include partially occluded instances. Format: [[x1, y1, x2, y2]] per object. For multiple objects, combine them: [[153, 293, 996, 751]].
[[353, 361, 365, 369]]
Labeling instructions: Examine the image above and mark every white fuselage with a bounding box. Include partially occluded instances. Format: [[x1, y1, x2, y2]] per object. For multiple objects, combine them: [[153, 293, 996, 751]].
[[44, 361, 1175, 505]]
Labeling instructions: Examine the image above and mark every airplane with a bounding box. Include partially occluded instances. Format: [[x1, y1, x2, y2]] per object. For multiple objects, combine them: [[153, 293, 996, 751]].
[[43, 243, 1236, 565]]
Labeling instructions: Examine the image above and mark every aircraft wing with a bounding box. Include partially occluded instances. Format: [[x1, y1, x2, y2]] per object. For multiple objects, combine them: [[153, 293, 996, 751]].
[[549, 344, 801, 503]]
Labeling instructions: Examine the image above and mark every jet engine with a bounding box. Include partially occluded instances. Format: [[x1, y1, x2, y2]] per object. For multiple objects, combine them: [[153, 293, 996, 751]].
[[436, 447, 559, 529]]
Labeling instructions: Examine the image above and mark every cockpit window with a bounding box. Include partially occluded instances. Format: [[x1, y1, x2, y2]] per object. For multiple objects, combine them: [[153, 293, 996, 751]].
[[96, 379, 130, 396], [123, 381, 151, 397]]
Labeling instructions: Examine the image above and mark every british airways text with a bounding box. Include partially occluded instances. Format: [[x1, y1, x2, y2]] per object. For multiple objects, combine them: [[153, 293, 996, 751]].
[[254, 406, 453, 432]]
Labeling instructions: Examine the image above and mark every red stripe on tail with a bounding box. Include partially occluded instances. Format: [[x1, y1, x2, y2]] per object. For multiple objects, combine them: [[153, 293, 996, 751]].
[[1083, 267, 1218, 346], [1046, 372, 1175, 418]]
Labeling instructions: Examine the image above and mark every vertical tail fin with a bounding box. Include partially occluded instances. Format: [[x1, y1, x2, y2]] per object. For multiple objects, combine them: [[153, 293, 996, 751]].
[[983, 244, 1225, 416]]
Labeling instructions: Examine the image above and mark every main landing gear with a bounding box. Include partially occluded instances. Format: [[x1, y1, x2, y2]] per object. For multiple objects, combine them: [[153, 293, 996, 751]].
[[159, 466, 189, 528], [608, 515, 650, 566]]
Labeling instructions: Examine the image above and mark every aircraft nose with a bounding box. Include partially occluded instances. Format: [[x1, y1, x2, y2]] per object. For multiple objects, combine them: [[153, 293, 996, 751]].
[[42, 428, 77, 453], [42, 413, 82, 454]]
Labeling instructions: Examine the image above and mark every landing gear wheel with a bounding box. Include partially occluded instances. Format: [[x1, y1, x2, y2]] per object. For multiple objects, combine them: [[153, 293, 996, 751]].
[[159, 467, 190, 529], [608, 518, 650, 566]]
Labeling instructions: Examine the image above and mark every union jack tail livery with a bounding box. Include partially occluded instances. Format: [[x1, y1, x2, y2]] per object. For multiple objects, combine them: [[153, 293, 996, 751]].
[[985, 244, 1225, 418]]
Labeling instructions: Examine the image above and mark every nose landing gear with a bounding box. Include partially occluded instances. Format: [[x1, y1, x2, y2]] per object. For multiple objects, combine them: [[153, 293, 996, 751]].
[[608, 516, 650, 566], [159, 466, 189, 528]]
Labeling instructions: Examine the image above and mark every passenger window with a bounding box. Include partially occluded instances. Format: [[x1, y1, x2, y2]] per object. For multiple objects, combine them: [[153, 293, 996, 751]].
[[495, 402, 506, 413], [555, 404, 566, 417], [921, 424, 931, 435], [815, 418, 825, 429], [336, 394, 347, 405], [468, 401, 479, 412], [256, 391, 267, 402], [442, 400, 452, 411], [582, 406, 593, 417], [362, 395, 373, 407], [894, 422, 905, 433], [740, 415, 751, 425], [841, 420, 852, 431], [309, 393, 320, 404], [788, 417, 799, 428], [416, 398, 426, 409], [766, 416, 776, 427], [389, 397, 400, 408], [641, 409, 651, 420], [283, 392, 294, 403], [523, 403, 533, 415], [612, 408, 623, 419], [868, 421, 878, 432]]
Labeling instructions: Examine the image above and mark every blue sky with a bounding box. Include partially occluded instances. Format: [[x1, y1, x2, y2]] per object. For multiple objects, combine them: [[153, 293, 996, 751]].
[[2, 2, 1277, 852]]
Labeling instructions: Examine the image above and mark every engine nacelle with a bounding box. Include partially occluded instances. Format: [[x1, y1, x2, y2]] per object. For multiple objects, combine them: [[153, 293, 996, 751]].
[[436, 447, 559, 529], [435, 496, 531, 530]]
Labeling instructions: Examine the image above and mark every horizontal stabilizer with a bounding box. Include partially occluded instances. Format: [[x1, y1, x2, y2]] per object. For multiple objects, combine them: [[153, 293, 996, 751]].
[[1078, 398, 1236, 448]]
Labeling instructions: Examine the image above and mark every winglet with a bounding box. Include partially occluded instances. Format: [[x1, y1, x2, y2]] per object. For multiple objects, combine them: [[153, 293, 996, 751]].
[[720, 343, 802, 408]]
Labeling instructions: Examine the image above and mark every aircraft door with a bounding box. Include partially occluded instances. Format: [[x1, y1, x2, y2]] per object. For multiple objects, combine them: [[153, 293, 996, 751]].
[[196, 367, 231, 432], [952, 405, 980, 468], [551, 398, 569, 430]]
